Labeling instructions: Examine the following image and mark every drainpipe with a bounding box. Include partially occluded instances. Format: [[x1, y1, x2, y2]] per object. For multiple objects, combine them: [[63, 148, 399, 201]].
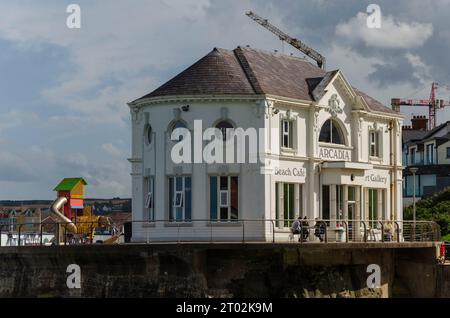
[[389, 120, 394, 221], [390, 120, 398, 221]]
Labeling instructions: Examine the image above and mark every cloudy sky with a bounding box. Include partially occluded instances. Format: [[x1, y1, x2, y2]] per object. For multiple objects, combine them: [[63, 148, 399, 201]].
[[0, 0, 450, 200]]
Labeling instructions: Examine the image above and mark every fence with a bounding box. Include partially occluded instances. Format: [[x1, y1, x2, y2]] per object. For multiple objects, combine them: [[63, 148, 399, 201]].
[[0, 219, 441, 247]]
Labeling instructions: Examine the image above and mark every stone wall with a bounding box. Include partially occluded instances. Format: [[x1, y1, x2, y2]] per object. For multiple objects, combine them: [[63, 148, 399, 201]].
[[0, 243, 442, 298]]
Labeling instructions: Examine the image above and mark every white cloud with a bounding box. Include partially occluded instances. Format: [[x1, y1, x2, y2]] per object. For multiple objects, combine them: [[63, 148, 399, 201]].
[[0, 111, 40, 133], [336, 12, 433, 49], [102, 143, 123, 157], [405, 53, 432, 84]]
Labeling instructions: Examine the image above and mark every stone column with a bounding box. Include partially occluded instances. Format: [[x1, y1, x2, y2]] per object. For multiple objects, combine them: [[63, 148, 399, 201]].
[[278, 183, 284, 228], [355, 186, 361, 241], [343, 185, 349, 221], [294, 183, 300, 218], [377, 189, 383, 223]]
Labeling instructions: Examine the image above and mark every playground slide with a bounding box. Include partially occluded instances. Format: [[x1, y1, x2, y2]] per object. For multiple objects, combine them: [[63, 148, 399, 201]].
[[50, 196, 77, 233]]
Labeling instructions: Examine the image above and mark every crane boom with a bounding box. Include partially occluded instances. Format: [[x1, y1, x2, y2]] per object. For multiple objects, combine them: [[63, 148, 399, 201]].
[[246, 11, 326, 69], [391, 82, 450, 130]]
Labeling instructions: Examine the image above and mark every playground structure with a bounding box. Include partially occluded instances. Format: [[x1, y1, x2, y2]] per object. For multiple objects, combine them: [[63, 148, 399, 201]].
[[50, 178, 122, 245]]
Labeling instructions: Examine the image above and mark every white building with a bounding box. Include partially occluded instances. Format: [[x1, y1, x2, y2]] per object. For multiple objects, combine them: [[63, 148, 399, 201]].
[[128, 47, 404, 242]]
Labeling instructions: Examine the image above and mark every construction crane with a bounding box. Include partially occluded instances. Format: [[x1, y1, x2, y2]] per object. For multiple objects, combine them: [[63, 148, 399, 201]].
[[245, 11, 326, 69], [391, 82, 450, 130]]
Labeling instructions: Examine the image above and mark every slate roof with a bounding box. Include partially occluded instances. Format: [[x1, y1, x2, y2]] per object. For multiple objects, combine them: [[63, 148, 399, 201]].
[[133, 47, 396, 115], [403, 130, 428, 144]]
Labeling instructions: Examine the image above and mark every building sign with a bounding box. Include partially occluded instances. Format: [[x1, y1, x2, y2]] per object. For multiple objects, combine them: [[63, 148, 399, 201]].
[[365, 174, 388, 184], [274, 167, 306, 177], [319, 147, 351, 161]]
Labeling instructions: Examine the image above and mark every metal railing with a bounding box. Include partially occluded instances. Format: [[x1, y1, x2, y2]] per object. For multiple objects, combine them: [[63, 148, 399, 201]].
[[0, 219, 441, 246]]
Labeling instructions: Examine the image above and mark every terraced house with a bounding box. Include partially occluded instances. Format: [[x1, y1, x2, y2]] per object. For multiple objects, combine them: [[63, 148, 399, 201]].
[[403, 117, 450, 206], [127, 47, 404, 242]]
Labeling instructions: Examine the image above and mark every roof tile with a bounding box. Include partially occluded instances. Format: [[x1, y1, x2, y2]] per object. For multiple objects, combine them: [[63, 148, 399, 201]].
[[134, 47, 396, 115]]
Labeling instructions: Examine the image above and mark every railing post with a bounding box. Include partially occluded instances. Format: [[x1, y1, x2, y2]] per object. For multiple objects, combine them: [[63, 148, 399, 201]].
[[363, 221, 367, 242], [209, 221, 213, 243], [271, 220, 275, 243], [379, 221, 384, 242], [90, 222, 93, 244], [242, 220, 245, 244], [64, 225, 67, 246], [324, 221, 328, 243], [177, 223, 180, 244], [0, 224, 3, 247], [40, 222, 43, 246], [394, 221, 400, 242], [18, 224, 22, 247], [343, 221, 348, 243]]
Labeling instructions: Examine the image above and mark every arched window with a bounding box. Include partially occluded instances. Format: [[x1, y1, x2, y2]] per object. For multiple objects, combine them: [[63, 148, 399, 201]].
[[319, 119, 345, 145], [215, 120, 234, 141], [144, 124, 153, 145], [170, 120, 188, 142]]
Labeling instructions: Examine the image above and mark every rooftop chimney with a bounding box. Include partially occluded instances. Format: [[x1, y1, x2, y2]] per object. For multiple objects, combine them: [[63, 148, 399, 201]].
[[411, 115, 428, 130]]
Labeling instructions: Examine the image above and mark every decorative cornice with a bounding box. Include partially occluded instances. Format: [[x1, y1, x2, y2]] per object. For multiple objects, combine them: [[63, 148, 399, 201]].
[[352, 110, 404, 120], [127, 94, 264, 108]]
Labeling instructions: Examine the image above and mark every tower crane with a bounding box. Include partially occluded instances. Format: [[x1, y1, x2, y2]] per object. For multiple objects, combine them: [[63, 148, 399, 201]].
[[245, 11, 326, 69], [391, 82, 450, 130]]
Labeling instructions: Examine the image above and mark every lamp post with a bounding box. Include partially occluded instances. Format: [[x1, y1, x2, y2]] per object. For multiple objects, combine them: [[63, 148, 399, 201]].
[[410, 167, 419, 241]]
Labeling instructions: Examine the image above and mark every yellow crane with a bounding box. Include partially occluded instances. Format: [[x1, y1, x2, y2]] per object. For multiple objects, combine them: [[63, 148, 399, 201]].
[[245, 10, 326, 69]]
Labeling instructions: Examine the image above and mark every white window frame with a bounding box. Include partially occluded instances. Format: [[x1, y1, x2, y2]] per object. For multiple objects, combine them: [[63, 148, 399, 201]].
[[144, 177, 154, 221], [212, 176, 238, 222], [168, 176, 191, 222], [145, 192, 153, 209], [281, 119, 294, 149], [369, 130, 380, 158], [426, 143, 434, 164], [174, 191, 184, 208], [275, 182, 303, 229], [219, 190, 229, 207]]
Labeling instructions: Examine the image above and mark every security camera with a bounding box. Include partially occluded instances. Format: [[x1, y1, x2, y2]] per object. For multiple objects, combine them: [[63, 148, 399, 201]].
[[181, 105, 190, 112]]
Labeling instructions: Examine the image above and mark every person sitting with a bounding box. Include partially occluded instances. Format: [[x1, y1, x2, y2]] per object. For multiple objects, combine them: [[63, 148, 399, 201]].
[[290, 217, 302, 242], [314, 218, 326, 242], [301, 216, 310, 242], [383, 221, 395, 241]]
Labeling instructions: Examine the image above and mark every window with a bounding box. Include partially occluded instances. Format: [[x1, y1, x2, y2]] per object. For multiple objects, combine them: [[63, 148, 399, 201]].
[[170, 120, 188, 142], [144, 177, 154, 221], [368, 189, 379, 228], [369, 131, 380, 158], [319, 119, 345, 145], [426, 144, 434, 164], [215, 120, 234, 141], [145, 124, 153, 145], [322, 185, 330, 221], [447, 147, 450, 159], [281, 119, 293, 148], [410, 148, 416, 165], [168, 176, 191, 222], [276, 183, 303, 228], [210, 176, 238, 221]]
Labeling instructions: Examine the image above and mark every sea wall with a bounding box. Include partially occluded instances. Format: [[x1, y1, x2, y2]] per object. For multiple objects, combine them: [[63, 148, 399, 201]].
[[0, 243, 442, 298]]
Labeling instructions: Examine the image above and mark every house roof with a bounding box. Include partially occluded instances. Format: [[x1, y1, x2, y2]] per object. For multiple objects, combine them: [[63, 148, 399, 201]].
[[404, 121, 450, 146], [132, 47, 396, 115], [53, 178, 87, 192], [403, 130, 428, 144]]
